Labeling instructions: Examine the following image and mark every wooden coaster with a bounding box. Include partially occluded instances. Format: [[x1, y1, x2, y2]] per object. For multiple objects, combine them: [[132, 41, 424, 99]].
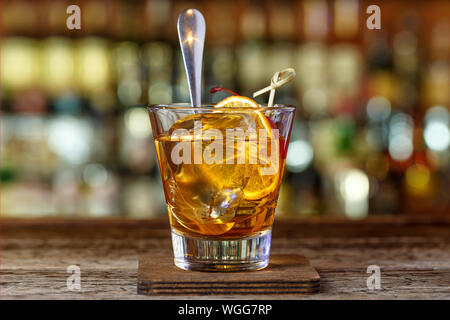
[[137, 254, 320, 295]]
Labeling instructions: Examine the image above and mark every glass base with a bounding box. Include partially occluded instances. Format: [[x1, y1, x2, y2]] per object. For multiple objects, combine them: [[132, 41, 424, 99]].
[[171, 228, 272, 272]]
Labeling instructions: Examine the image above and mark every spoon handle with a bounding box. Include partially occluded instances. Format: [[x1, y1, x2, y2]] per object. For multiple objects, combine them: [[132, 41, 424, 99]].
[[177, 9, 205, 107]]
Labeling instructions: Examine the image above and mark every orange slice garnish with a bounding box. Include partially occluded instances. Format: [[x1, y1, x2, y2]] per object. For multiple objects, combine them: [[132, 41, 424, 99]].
[[214, 96, 273, 137], [212, 96, 280, 200]]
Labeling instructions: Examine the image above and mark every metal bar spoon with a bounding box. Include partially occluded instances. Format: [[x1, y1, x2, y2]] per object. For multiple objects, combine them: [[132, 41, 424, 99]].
[[177, 9, 206, 107]]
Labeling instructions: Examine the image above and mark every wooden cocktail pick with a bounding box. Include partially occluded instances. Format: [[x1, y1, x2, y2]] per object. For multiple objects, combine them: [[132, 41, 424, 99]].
[[253, 68, 296, 107]]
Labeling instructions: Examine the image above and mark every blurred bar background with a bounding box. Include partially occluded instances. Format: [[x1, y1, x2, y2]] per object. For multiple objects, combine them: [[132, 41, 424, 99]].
[[1, 0, 449, 219]]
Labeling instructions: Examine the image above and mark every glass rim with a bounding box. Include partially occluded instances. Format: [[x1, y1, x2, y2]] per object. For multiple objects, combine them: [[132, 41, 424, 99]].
[[147, 103, 296, 112]]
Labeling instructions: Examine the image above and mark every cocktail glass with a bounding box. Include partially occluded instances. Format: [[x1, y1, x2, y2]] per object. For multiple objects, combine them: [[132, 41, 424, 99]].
[[148, 103, 295, 271]]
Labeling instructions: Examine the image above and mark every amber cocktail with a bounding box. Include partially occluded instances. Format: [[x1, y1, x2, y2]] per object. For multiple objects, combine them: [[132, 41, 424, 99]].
[[148, 99, 295, 271]]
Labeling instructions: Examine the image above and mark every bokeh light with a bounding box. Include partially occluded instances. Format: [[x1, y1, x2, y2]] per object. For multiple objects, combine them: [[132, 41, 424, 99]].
[[124, 108, 152, 139], [117, 79, 142, 105], [338, 169, 370, 219], [148, 81, 172, 104], [302, 88, 327, 113], [41, 37, 75, 93], [405, 164, 431, 195], [339, 169, 370, 202], [366, 96, 391, 122], [286, 140, 314, 173], [83, 163, 108, 188], [76, 38, 110, 93], [424, 106, 450, 152], [47, 116, 93, 164], [389, 113, 414, 161], [1, 38, 39, 90], [425, 122, 450, 152]]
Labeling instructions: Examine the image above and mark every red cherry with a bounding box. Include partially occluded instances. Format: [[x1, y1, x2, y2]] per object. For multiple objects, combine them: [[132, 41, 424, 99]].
[[209, 87, 239, 96]]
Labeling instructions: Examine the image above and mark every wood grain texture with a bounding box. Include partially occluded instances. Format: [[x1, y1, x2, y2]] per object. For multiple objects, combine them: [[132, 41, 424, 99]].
[[137, 254, 320, 295], [1, 216, 450, 299]]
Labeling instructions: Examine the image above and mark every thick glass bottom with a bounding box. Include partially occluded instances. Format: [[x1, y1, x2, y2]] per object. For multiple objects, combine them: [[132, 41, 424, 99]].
[[171, 228, 272, 272]]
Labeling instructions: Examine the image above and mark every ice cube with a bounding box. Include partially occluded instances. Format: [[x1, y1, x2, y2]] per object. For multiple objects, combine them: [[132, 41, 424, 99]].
[[208, 187, 243, 223]]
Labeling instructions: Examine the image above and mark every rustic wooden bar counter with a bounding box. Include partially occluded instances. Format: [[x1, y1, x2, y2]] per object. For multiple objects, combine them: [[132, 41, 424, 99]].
[[1, 216, 449, 299]]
